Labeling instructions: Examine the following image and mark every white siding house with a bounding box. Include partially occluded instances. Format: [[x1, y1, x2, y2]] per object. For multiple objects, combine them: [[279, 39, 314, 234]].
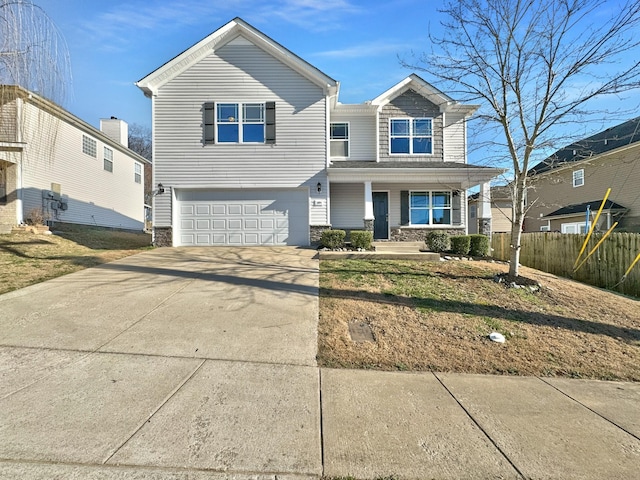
[[137, 18, 503, 246], [0, 85, 149, 233]]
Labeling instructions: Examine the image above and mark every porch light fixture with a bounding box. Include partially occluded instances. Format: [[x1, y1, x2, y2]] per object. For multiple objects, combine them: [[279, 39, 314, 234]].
[[317, 182, 322, 193], [155, 183, 165, 195]]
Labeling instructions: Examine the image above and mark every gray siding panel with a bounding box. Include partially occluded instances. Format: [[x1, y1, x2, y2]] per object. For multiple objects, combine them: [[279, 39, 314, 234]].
[[330, 183, 365, 228], [444, 112, 466, 163], [153, 42, 328, 226]]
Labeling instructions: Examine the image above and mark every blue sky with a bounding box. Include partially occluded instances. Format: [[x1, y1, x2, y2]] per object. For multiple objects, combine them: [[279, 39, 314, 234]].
[[36, 0, 445, 130], [33, 0, 640, 170]]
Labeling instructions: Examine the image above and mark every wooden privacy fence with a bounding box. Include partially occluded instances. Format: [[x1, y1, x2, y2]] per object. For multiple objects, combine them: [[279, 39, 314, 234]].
[[491, 232, 640, 298]]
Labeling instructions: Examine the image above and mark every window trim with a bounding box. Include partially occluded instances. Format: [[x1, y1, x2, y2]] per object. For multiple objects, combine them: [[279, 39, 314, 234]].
[[409, 190, 453, 226], [210, 102, 272, 144], [82, 134, 97, 158], [389, 117, 433, 155], [103, 146, 113, 173], [330, 122, 350, 158], [573, 169, 584, 187], [134, 162, 142, 184]]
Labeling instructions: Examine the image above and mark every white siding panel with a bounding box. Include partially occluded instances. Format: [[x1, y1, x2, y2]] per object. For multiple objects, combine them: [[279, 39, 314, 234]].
[[19, 102, 145, 230], [330, 112, 376, 161], [330, 183, 365, 229], [444, 112, 466, 163], [153, 42, 328, 227]]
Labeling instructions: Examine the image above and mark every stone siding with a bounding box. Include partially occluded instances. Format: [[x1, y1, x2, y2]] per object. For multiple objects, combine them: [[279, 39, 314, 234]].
[[153, 227, 173, 247]]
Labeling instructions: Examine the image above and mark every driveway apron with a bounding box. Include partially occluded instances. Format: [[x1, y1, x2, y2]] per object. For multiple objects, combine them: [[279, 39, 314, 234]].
[[0, 247, 322, 478]]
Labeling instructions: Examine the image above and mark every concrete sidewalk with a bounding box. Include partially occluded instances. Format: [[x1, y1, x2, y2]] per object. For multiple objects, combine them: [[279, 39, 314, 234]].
[[1, 247, 639, 479]]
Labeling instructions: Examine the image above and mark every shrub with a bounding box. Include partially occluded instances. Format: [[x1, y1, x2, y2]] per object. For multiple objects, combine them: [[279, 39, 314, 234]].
[[469, 234, 490, 257], [25, 208, 48, 226], [426, 231, 450, 252], [350, 230, 373, 250], [450, 235, 471, 255], [321, 229, 346, 249]]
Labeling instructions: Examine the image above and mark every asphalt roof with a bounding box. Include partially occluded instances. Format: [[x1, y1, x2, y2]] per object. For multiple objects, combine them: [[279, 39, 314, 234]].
[[528, 117, 640, 175], [544, 199, 627, 218]]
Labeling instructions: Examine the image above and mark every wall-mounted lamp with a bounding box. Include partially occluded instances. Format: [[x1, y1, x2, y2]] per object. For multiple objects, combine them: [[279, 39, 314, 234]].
[[317, 182, 322, 193], [155, 183, 165, 195]]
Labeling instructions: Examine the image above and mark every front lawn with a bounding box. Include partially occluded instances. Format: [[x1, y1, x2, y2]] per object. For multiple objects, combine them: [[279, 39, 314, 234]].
[[0, 225, 152, 295], [318, 259, 640, 381]]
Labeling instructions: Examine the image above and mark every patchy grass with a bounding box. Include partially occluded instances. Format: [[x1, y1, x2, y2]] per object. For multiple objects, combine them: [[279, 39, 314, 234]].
[[0, 225, 152, 294], [318, 259, 640, 381]]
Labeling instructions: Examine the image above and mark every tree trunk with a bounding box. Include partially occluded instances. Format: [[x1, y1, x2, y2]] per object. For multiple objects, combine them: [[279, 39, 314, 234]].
[[509, 174, 527, 277]]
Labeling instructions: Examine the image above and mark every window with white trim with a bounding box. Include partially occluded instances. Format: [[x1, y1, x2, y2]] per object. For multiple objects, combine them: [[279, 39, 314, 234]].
[[410, 191, 452, 225], [216, 103, 265, 143], [540, 225, 550, 232], [390, 118, 433, 154], [330, 122, 349, 157], [103, 147, 113, 172], [134, 162, 142, 184], [573, 169, 584, 187], [82, 135, 96, 157]]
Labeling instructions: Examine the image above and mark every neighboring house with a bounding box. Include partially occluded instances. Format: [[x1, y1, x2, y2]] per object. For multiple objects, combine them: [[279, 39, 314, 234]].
[[0, 85, 149, 233], [525, 117, 640, 233], [136, 17, 503, 247], [468, 186, 513, 234]]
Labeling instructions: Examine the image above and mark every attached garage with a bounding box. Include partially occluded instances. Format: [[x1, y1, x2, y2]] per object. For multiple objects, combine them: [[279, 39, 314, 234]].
[[175, 189, 309, 246]]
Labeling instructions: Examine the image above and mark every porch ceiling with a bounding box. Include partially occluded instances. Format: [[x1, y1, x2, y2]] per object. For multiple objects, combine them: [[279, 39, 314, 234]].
[[327, 162, 505, 189]]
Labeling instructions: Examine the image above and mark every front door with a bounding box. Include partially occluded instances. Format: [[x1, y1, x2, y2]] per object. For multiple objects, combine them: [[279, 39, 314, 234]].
[[372, 191, 389, 240]]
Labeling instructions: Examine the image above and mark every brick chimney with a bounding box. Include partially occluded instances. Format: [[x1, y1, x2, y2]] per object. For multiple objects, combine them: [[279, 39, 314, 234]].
[[100, 116, 128, 147]]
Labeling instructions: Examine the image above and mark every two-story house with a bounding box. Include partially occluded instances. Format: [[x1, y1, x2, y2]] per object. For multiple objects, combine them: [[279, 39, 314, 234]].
[[136, 18, 503, 247], [0, 85, 149, 233], [525, 117, 640, 233]]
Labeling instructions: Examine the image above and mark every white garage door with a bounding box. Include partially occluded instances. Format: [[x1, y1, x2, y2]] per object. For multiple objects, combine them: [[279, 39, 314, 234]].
[[177, 189, 309, 246]]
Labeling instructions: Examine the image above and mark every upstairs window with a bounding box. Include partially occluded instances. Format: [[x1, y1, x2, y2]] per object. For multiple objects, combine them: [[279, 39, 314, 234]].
[[573, 169, 584, 187], [390, 118, 432, 155], [103, 147, 113, 172], [204, 102, 276, 144], [82, 135, 97, 157], [134, 162, 142, 184], [330, 122, 349, 157]]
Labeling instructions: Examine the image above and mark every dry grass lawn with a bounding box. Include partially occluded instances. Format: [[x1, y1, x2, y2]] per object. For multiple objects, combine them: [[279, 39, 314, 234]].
[[319, 259, 640, 381], [0, 225, 152, 295]]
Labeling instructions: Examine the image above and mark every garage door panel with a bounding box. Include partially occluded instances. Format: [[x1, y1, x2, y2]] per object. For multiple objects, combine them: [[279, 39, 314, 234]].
[[228, 204, 242, 215], [177, 189, 309, 246]]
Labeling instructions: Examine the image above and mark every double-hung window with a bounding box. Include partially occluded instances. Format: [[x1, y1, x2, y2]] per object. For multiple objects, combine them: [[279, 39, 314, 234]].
[[103, 147, 113, 172], [573, 169, 584, 187], [410, 191, 452, 225], [82, 135, 97, 157], [204, 102, 276, 144], [330, 122, 349, 157], [390, 118, 433, 154], [134, 162, 142, 184]]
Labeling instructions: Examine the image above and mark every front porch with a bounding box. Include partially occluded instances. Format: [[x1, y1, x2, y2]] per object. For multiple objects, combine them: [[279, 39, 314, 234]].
[[327, 161, 504, 240]]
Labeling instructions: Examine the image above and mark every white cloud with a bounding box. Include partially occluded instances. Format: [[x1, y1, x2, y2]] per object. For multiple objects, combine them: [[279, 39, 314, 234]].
[[313, 40, 411, 59]]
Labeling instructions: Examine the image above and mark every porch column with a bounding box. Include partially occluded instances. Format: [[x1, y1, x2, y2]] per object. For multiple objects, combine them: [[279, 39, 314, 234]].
[[363, 181, 374, 232], [477, 181, 492, 236]]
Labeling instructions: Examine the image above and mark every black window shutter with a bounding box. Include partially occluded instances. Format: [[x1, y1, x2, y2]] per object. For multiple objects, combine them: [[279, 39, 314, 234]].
[[203, 102, 214, 144], [400, 190, 409, 225], [265, 101, 276, 144], [452, 191, 461, 225]]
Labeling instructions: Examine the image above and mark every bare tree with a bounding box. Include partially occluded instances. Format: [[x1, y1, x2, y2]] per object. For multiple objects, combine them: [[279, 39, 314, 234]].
[[413, 0, 640, 277], [0, 0, 71, 104], [127, 123, 152, 202]]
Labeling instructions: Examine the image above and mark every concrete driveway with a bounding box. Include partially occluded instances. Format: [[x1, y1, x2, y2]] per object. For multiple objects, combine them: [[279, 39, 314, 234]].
[[0, 247, 322, 479], [1, 247, 639, 479]]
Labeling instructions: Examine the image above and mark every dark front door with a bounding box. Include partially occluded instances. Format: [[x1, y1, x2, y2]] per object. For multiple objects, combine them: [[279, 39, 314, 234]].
[[373, 191, 389, 240]]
